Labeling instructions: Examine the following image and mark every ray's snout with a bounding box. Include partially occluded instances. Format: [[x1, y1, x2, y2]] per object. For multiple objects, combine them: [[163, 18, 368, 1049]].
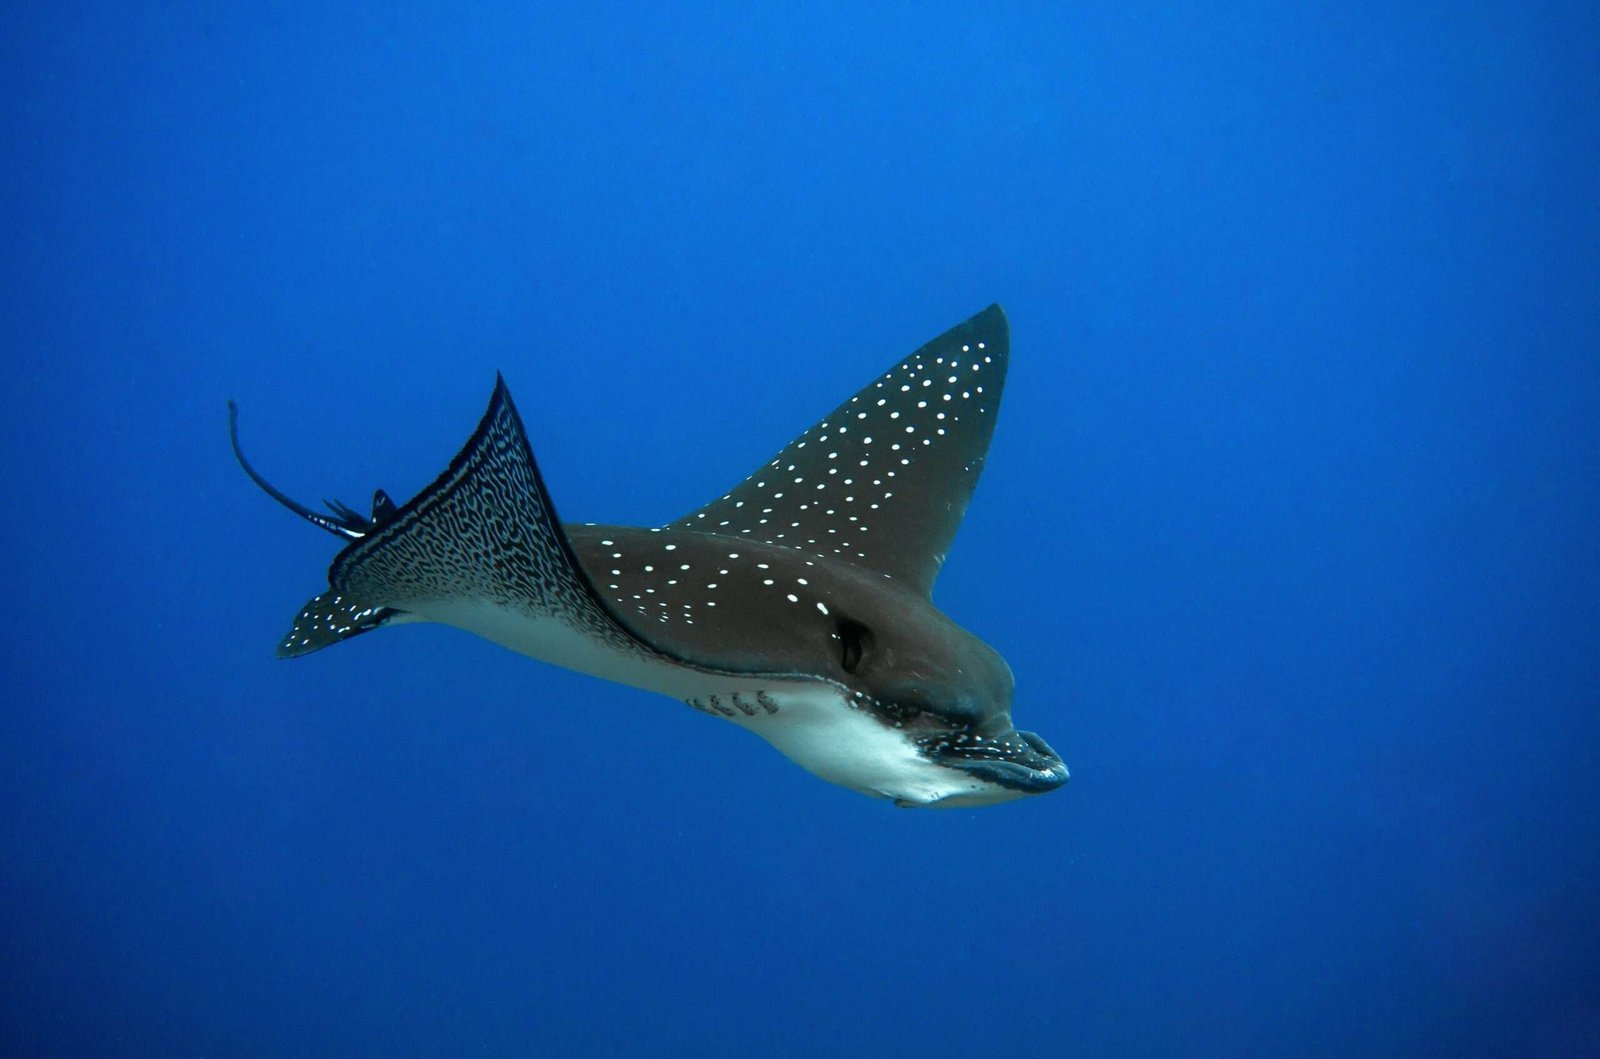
[[1017, 730, 1071, 789], [932, 727, 1070, 795]]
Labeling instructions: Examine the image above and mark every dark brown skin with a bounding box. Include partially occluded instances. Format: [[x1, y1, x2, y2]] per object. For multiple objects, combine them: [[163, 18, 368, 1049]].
[[568, 524, 1017, 739]]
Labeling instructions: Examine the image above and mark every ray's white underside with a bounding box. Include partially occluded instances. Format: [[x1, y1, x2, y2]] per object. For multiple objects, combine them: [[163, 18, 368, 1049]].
[[408, 599, 1019, 807]]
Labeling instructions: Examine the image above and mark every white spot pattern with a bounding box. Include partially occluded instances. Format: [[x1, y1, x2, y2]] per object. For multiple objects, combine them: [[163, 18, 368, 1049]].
[[664, 307, 1008, 593]]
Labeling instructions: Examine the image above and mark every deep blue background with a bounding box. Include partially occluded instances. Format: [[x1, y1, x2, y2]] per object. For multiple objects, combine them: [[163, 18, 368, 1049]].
[[3, 3, 1598, 1055]]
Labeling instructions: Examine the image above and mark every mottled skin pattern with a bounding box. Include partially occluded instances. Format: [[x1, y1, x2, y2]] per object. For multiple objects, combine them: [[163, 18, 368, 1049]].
[[281, 384, 650, 661]]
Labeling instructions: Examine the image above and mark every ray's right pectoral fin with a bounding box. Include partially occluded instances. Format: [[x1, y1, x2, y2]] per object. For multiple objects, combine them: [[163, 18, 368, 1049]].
[[666, 304, 1010, 596]]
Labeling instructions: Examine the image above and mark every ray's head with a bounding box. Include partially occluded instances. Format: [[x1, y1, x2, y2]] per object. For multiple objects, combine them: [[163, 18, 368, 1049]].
[[569, 523, 1069, 809], [565, 304, 1068, 808], [822, 590, 1069, 808]]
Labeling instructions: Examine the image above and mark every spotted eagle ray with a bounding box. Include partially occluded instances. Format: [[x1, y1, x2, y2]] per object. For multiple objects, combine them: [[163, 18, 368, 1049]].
[[231, 305, 1068, 807]]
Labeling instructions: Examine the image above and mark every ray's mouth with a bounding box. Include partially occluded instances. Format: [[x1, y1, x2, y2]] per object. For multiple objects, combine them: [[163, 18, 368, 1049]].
[[923, 728, 1070, 794]]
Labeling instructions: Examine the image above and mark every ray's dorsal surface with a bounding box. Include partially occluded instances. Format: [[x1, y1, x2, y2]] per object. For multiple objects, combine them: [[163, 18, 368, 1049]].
[[231, 305, 1068, 807]]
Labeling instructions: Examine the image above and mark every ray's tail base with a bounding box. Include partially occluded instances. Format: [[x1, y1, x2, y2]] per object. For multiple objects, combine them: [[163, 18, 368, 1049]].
[[227, 399, 395, 541]]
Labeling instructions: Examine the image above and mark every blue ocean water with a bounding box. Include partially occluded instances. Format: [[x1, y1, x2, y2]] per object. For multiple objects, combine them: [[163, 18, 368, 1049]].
[[3, 3, 1597, 1055]]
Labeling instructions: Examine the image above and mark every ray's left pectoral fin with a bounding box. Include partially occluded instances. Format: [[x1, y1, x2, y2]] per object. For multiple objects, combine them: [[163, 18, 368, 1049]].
[[667, 304, 1011, 596]]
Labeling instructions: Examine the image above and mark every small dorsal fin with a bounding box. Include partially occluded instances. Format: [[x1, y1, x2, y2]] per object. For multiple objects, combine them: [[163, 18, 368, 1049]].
[[667, 305, 1010, 596], [370, 489, 397, 524]]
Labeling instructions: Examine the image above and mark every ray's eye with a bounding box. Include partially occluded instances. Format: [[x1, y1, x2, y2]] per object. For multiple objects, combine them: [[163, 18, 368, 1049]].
[[836, 616, 873, 675]]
